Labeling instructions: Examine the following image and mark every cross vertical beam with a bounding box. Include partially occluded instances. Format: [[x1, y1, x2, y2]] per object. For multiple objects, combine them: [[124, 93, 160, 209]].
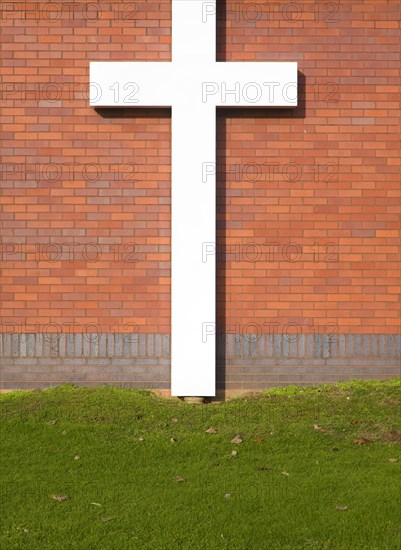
[[171, 0, 217, 396], [172, 0, 216, 63]]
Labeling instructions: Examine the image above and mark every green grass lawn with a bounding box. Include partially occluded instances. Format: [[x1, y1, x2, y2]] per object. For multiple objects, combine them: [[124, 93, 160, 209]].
[[1, 379, 400, 549]]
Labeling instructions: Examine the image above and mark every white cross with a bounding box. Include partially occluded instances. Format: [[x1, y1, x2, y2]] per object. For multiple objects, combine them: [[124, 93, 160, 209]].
[[90, 0, 297, 397]]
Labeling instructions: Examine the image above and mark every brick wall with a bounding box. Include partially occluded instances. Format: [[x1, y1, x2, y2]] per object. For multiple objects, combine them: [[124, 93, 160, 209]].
[[1, 1, 400, 392], [1, 2, 171, 335], [217, 0, 400, 337]]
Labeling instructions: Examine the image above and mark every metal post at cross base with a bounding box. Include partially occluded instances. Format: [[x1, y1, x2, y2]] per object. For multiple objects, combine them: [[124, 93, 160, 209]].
[[89, 0, 297, 397]]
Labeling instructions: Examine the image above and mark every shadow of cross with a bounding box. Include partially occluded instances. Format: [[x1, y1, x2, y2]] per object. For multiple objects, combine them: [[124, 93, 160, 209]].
[[89, 0, 297, 397]]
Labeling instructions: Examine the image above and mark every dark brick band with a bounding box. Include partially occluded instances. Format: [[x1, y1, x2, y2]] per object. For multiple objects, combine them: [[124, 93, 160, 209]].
[[0, 333, 170, 390], [0, 333, 400, 391], [217, 334, 401, 390]]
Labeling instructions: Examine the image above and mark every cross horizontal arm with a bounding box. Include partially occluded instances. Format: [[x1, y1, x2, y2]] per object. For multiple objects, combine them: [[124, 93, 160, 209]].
[[90, 61, 297, 108], [90, 62, 174, 107], [205, 62, 298, 107]]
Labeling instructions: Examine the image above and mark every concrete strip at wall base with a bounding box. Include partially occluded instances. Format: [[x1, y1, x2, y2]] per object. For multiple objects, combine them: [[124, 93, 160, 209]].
[[0, 333, 400, 392]]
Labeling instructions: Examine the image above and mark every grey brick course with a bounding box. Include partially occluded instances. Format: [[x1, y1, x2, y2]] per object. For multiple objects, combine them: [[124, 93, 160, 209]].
[[1, 333, 399, 390]]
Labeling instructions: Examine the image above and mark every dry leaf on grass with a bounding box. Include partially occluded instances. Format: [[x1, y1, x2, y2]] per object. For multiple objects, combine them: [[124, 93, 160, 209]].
[[206, 427, 217, 434], [353, 438, 371, 445], [52, 495, 68, 501], [336, 506, 348, 511], [387, 458, 398, 463], [313, 424, 326, 432], [173, 476, 186, 483], [231, 435, 242, 444]]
